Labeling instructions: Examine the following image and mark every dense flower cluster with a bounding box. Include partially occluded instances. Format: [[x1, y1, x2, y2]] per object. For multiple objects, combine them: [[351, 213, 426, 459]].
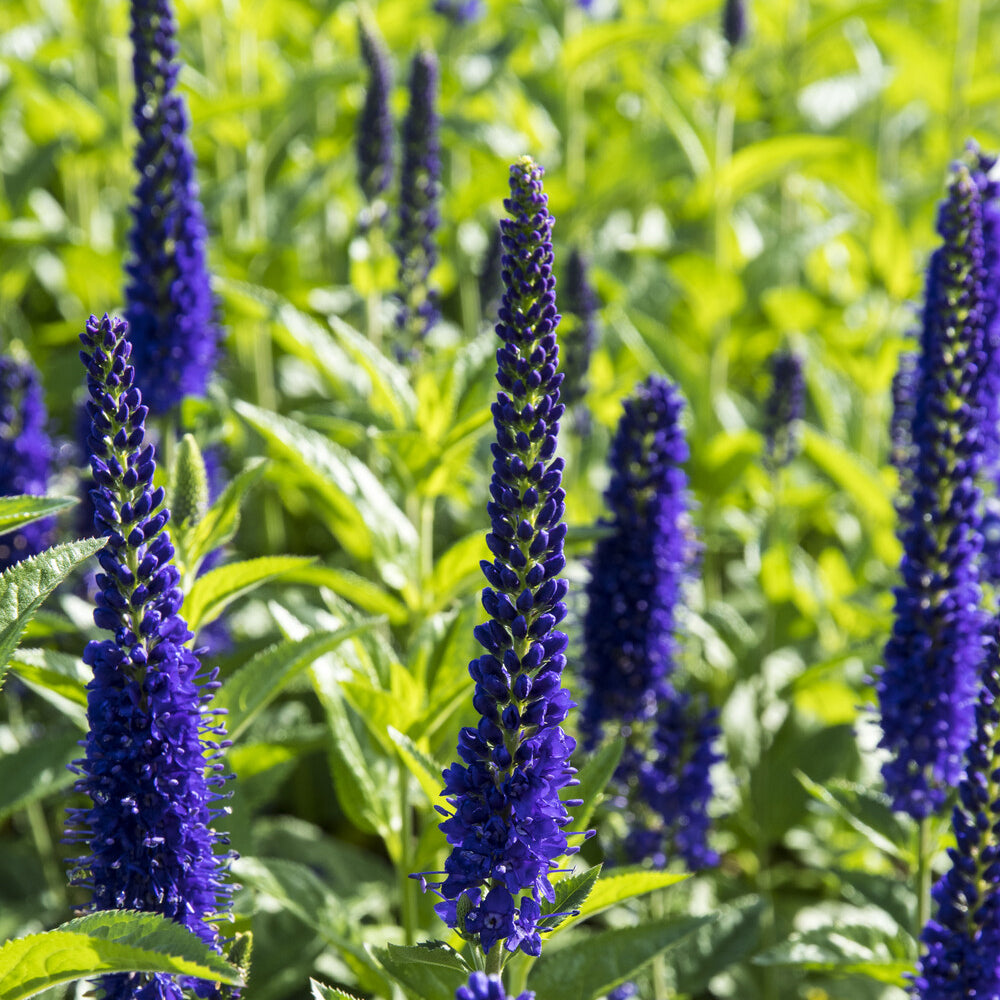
[[559, 249, 598, 414], [456, 973, 533, 1000], [763, 348, 805, 470], [722, 0, 748, 47], [67, 314, 232, 1000], [580, 374, 718, 869], [357, 20, 394, 215], [421, 158, 577, 957], [125, 0, 218, 415], [580, 375, 692, 738], [396, 49, 442, 346], [912, 628, 1000, 998], [0, 356, 53, 570], [877, 150, 1000, 818]]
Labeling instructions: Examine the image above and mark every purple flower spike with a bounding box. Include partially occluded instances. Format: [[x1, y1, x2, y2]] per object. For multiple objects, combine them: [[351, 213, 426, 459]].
[[763, 348, 805, 470], [396, 49, 442, 346], [419, 158, 577, 957], [722, 0, 748, 47], [877, 147, 1000, 819], [125, 0, 219, 415], [912, 627, 1000, 997], [559, 249, 598, 414], [357, 19, 394, 217], [456, 972, 533, 1000], [0, 357, 53, 569], [67, 315, 233, 1000], [580, 375, 718, 870]]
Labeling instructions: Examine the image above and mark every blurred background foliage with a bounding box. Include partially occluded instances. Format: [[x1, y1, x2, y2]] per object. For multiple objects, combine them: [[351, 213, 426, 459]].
[[2, 0, 998, 998]]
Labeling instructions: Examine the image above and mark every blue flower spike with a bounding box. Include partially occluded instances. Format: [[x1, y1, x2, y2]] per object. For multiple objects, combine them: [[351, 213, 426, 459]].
[[417, 158, 579, 961], [67, 314, 233, 1000]]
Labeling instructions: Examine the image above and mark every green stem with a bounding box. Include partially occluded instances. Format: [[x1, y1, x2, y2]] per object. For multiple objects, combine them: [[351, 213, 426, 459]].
[[485, 943, 504, 977], [916, 816, 933, 939]]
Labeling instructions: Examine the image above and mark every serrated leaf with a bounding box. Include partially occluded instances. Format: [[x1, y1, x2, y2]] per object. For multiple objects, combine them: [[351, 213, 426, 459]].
[[0, 537, 106, 689], [219, 623, 377, 742], [0, 731, 80, 822], [171, 434, 209, 529], [184, 555, 314, 634], [371, 942, 470, 1000], [0, 496, 75, 535], [564, 737, 623, 834], [8, 647, 88, 727], [0, 910, 242, 1000], [310, 979, 362, 1000], [540, 865, 602, 931], [184, 459, 267, 572], [572, 869, 688, 926], [527, 913, 715, 1000]]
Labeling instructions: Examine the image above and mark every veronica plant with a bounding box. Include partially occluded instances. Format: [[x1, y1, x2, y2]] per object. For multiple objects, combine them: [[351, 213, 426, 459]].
[[67, 314, 233, 1000], [912, 627, 1000, 997], [0, 356, 53, 570], [763, 348, 805, 471], [580, 375, 719, 871], [877, 149, 1000, 819], [125, 0, 219, 416], [418, 157, 578, 964], [357, 18, 394, 224], [395, 48, 442, 351], [433, 0, 484, 24], [722, 0, 748, 47]]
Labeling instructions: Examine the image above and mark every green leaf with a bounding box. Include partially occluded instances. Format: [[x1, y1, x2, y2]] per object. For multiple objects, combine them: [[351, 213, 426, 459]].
[[0, 910, 242, 1000], [527, 913, 716, 1000], [7, 647, 88, 727], [0, 496, 76, 535], [235, 401, 418, 575], [280, 564, 409, 625], [387, 727, 447, 806], [796, 771, 913, 864], [573, 868, 689, 926], [184, 555, 314, 634], [564, 737, 623, 833], [183, 459, 268, 572], [540, 865, 602, 931], [371, 942, 470, 1000], [0, 537, 106, 689], [218, 623, 377, 742], [672, 896, 765, 995], [310, 980, 363, 1000], [0, 731, 80, 822]]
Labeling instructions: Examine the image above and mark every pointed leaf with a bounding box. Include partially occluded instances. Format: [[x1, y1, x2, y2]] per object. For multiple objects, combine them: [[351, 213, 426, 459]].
[[280, 564, 409, 625], [0, 537, 106, 688], [219, 623, 377, 742], [371, 942, 470, 1000], [0, 910, 242, 1000], [540, 865, 602, 931], [0, 496, 75, 535], [311, 980, 363, 1000], [387, 727, 447, 806], [527, 913, 716, 1000], [184, 555, 314, 634], [572, 869, 689, 926], [0, 731, 80, 822]]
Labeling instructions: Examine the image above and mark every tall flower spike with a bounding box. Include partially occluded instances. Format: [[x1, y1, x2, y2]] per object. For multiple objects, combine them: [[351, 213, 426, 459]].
[[877, 148, 1000, 819], [419, 158, 577, 958], [0, 357, 54, 570], [357, 19, 394, 221], [763, 348, 805, 471], [559, 249, 598, 415], [912, 626, 1000, 998], [579, 375, 718, 870], [396, 48, 442, 347], [456, 972, 533, 1000], [67, 314, 232, 1000], [125, 0, 219, 415]]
